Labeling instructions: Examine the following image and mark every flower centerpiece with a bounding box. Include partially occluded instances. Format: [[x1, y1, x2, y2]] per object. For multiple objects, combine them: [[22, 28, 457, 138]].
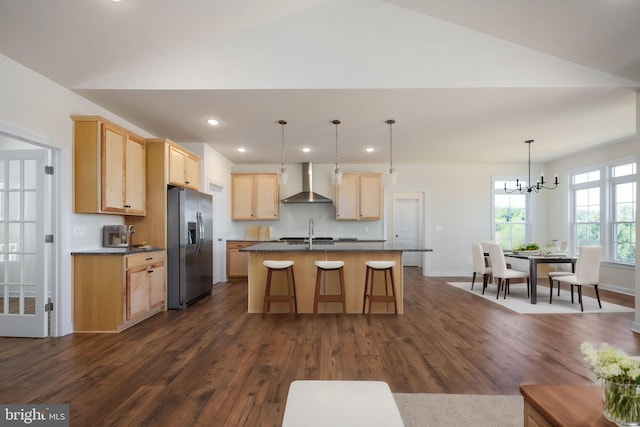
[[581, 342, 640, 426]]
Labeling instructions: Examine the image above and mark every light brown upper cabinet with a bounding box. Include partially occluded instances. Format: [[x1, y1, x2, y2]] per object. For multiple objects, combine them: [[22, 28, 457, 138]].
[[335, 173, 382, 220], [231, 173, 279, 220], [72, 116, 146, 216], [169, 144, 200, 191]]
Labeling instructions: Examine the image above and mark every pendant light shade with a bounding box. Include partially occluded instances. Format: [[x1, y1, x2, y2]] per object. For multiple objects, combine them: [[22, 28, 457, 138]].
[[386, 119, 397, 185], [278, 120, 288, 185], [331, 119, 342, 185]]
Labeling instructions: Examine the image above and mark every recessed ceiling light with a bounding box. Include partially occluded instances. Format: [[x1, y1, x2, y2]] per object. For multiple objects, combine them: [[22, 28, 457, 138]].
[[109, 0, 124, 2], [237, 147, 246, 153], [206, 118, 219, 126], [366, 147, 374, 153], [302, 147, 311, 153]]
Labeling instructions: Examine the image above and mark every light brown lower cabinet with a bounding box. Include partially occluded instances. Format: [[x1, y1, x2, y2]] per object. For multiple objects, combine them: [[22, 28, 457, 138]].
[[226, 241, 256, 279], [73, 250, 166, 332]]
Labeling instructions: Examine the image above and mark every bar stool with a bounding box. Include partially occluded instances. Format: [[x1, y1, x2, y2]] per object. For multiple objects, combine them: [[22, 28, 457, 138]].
[[313, 260, 346, 314], [362, 260, 397, 319], [262, 260, 297, 316]]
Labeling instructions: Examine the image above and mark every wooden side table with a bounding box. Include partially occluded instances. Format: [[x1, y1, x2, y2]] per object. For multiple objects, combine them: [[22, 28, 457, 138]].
[[520, 384, 613, 426]]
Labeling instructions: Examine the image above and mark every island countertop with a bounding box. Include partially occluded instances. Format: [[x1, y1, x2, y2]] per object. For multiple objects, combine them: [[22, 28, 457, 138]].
[[240, 242, 433, 253]]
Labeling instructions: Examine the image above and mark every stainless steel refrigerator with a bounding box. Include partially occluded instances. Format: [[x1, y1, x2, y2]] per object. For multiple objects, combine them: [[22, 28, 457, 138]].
[[167, 186, 213, 309]]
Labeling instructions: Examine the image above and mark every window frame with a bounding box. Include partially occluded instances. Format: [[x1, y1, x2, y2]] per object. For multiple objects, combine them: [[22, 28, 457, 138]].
[[569, 158, 636, 266], [492, 176, 532, 251]]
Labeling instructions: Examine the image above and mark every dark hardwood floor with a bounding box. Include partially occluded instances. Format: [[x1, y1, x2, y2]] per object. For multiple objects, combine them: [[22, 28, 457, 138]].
[[1, 268, 638, 426]]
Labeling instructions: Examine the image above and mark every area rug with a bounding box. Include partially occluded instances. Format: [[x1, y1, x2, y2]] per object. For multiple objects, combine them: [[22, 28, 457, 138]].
[[446, 282, 634, 314], [393, 393, 523, 427]]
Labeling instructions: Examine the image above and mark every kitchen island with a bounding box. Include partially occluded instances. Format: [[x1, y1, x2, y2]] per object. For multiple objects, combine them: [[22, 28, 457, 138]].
[[240, 242, 432, 314]]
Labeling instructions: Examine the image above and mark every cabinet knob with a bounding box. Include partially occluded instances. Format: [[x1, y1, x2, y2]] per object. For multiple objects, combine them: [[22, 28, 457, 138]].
[[124, 204, 131, 208], [147, 269, 154, 273]]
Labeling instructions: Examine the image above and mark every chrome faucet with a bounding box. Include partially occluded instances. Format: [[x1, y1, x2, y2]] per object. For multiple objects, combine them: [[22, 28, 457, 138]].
[[308, 218, 314, 249]]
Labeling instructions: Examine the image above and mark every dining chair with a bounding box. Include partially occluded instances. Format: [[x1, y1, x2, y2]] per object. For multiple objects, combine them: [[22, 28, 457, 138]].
[[487, 243, 530, 299], [555, 245, 602, 312], [471, 243, 492, 293], [548, 240, 572, 301]]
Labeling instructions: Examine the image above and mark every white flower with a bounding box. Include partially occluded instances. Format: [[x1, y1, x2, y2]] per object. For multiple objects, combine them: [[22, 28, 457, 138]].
[[581, 342, 640, 383]]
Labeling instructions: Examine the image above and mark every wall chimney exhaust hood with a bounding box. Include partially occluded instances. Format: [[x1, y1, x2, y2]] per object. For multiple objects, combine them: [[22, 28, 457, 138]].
[[281, 162, 333, 204]]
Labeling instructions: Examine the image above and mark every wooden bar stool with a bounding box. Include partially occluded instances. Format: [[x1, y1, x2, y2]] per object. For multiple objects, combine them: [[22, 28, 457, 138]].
[[262, 260, 297, 316], [362, 261, 397, 319], [313, 260, 346, 314]]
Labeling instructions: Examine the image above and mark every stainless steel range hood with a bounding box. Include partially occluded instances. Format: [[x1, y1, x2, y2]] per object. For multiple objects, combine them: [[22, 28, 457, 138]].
[[281, 162, 333, 204]]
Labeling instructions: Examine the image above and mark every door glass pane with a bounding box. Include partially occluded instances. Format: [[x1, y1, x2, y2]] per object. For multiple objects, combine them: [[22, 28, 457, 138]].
[[9, 192, 21, 221], [24, 255, 35, 284], [23, 160, 36, 190], [0, 160, 5, 189], [24, 191, 36, 221], [8, 223, 20, 254], [8, 160, 21, 190], [7, 257, 21, 284], [24, 223, 35, 253]]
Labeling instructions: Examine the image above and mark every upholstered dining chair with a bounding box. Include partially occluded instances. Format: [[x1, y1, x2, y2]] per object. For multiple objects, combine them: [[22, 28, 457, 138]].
[[548, 241, 572, 301], [487, 243, 530, 299], [555, 245, 602, 312], [471, 243, 492, 294]]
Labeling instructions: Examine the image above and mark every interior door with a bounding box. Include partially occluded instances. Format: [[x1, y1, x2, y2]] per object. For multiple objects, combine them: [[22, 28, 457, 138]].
[[391, 193, 423, 267], [0, 149, 48, 337]]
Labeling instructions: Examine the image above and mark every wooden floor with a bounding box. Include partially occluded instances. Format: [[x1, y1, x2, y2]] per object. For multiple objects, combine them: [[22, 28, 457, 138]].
[[1, 268, 638, 426]]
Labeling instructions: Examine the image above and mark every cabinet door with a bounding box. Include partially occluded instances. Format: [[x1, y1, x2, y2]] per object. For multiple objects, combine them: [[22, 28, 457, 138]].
[[101, 123, 126, 213], [183, 154, 200, 190], [231, 174, 255, 220], [253, 174, 279, 220], [148, 263, 166, 308], [127, 266, 150, 320], [359, 174, 382, 220], [168, 146, 186, 187], [226, 242, 251, 278], [125, 135, 146, 215], [335, 174, 359, 220]]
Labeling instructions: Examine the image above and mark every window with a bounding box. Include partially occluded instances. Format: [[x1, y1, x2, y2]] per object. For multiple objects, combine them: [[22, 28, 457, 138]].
[[573, 170, 600, 247], [570, 160, 636, 265], [611, 163, 636, 263], [493, 179, 528, 250]]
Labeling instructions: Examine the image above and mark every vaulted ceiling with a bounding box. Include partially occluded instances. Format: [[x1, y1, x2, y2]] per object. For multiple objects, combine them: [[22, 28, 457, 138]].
[[0, 0, 638, 164]]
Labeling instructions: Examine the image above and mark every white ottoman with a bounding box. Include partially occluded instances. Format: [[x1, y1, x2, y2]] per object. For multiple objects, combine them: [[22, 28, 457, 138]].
[[282, 380, 405, 426]]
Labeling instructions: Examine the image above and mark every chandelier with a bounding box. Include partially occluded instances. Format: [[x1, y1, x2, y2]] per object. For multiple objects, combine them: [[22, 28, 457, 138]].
[[504, 139, 558, 193], [278, 120, 288, 185], [331, 119, 342, 185]]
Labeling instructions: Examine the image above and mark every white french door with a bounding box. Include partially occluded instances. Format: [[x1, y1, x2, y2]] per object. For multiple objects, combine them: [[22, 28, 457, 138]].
[[0, 149, 48, 337]]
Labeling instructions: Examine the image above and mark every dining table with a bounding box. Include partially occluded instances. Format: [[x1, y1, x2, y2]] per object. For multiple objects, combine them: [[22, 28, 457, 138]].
[[505, 252, 577, 304]]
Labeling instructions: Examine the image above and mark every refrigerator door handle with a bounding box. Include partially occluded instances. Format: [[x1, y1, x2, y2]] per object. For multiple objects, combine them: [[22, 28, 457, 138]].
[[197, 211, 204, 254]]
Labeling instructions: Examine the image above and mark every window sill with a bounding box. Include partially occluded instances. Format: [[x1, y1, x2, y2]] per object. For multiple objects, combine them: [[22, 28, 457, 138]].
[[601, 261, 635, 270]]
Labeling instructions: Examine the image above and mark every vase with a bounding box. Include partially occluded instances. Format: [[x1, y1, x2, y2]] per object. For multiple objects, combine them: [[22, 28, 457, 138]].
[[603, 380, 640, 426]]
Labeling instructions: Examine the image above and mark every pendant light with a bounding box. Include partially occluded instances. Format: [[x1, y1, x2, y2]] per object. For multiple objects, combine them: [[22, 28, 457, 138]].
[[331, 119, 342, 185], [278, 120, 288, 185], [386, 119, 397, 184]]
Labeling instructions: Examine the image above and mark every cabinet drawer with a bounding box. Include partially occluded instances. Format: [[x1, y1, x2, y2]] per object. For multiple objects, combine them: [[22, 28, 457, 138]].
[[126, 251, 166, 269]]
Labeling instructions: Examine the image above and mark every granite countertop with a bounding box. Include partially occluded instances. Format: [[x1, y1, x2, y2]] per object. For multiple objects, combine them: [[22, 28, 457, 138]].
[[71, 247, 165, 256], [239, 242, 433, 253]]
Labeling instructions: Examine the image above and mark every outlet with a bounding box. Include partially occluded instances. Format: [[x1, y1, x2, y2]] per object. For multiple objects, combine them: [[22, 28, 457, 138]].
[[73, 226, 87, 237]]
